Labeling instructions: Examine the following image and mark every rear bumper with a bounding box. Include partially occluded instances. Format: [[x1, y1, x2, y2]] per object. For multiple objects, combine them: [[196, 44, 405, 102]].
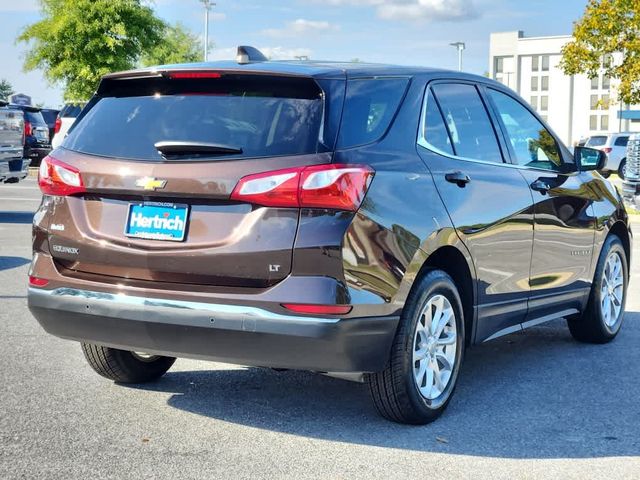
[[28, 286, 399, 373], [24, 146, 50, 166], [4, 158, 30, 182]]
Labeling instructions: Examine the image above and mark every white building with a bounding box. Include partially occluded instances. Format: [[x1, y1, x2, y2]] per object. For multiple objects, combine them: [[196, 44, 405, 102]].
[[489, 31, 640, 146]]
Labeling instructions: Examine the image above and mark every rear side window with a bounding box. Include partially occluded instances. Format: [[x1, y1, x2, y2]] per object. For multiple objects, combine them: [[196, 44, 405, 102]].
[[337, 78, 409, 148], [431, 83, 503, 163], [420, 90, 453, 154], [63, 76, 326, 161], [614, 136, 629, 147], [586, 136, 607, 147]]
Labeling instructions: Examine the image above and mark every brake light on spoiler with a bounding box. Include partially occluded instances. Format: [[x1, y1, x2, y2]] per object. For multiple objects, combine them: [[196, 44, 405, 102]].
[[231, 164, 375, 211], [38, 155, 86, 196]]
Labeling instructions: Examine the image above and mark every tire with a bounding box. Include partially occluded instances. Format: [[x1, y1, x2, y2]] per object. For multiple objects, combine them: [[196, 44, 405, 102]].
[[367, 269, 465, 425], [619, 159, 627, 180], [81, 343, 176, 383], [567, 235, 628, 343]]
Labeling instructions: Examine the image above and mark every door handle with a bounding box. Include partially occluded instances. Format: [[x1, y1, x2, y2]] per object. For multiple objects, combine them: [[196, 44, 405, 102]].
[[530, 179, 550, 194], [445, 171, 471, 187]]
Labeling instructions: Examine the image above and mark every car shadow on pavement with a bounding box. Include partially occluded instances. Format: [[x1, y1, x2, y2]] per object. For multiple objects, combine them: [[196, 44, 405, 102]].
[[128, 316, 640, 459], [0, 256, 30, 271], [0, 211, 34, 224]]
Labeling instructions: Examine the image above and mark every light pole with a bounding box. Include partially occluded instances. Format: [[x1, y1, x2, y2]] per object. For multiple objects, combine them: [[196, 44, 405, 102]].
[[449, 42, 465, 71], [201, 0, 216, 62]]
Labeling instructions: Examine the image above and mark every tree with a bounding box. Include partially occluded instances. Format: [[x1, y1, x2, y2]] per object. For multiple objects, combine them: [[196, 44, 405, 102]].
[[141, 23, 203, 67], [560, 0, 640, 104], [18, 0, 165, 101], [0, 79, 13, 100]]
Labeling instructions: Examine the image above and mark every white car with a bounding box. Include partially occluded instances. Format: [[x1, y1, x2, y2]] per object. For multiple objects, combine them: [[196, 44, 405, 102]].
[[585, 132, 632, 178], [51, 103, 85, 149]]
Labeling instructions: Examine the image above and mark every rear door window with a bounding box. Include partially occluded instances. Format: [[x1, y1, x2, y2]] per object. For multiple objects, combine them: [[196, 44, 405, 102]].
[[431, 83, 503, 163], [337, 77, 409, 148], [25, 111, 47, 126], [63, 76, 326, 161]]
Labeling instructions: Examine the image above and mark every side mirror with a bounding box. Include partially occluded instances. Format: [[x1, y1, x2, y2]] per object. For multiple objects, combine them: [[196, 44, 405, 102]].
[[574, 146, 607, 172]]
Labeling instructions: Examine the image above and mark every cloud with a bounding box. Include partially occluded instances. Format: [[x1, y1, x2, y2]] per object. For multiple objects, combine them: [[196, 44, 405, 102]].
[[263, 19, 337, 38], [304, 0, 479, 22], [208, 46, 313, 61]]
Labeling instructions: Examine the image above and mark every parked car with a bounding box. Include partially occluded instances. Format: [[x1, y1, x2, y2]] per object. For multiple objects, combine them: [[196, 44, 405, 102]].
[[28, 53, 632, 424], [0, 101, 29, 183], [9, 105, 51, 168], [40, 108, 60, 143], [622, 133, 640, 200], [51, 103, 84, 149], [585, 132, 631, 178]]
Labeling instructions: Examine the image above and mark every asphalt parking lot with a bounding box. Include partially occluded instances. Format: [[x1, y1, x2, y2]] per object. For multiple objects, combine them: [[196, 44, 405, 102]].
[[1, 178, 639, 479]]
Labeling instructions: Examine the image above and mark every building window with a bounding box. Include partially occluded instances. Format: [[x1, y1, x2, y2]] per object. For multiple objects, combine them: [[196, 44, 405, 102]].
[[602, 94, 610, 109], [602, 75, 610, 89], [540, 96, 548, 111], [541, 55, 550, 71], [530, 96, 538, 109], [541, 76, 549, 91], [590, 115, 598, 130], [601, 115, 609, 131], [532, 55, 539, 72], [531, 77, 538, 91], [603, 54, 613, 68], [495, 57, 504, 74], [590, 94, 599, 109], [591, 76, 599, 90]]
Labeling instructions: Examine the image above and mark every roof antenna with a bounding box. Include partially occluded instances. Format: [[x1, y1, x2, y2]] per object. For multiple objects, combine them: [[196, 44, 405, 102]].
[[237, 46, 268, 65]]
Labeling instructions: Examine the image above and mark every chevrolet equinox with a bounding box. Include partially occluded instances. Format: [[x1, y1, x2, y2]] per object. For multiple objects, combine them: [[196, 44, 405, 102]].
[[28, 51, 632, 424]]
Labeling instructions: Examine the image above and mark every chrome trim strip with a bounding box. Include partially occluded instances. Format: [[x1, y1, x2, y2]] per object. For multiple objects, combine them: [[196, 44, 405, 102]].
[[28, 287, 340, 325], [483, 308, 579, 342]]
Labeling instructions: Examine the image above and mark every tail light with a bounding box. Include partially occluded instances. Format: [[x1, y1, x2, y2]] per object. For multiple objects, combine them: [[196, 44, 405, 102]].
[[38, 155, 85, 196], [231, 164, 374, 211], [24, 121, 32, 137], [602, 147, 612, 154], [54, 117, 61, 134]]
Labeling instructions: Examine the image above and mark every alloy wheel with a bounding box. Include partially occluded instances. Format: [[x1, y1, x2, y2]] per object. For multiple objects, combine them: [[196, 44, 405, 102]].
[[600, 251, 624, 328], [412, 294, 457, 400]]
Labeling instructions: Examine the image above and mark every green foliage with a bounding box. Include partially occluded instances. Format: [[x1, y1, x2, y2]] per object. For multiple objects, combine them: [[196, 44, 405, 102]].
[[141, 23, 203, 67], [18, 0, 165, 101], [0, 79, 14, 100], [560, 0, 640, 104]]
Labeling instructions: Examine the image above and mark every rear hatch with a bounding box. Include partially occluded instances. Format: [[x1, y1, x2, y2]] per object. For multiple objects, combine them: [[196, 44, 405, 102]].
[[0, 107, 24, 161], [24, 109, 51, 146], [46, 70, 344, 288]]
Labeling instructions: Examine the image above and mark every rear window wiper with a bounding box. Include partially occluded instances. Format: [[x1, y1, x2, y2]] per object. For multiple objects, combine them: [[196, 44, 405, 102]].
[[155, 141, 243, 157]]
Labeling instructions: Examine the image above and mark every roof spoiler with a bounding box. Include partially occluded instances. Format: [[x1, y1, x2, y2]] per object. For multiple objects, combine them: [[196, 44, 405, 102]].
[[236, 46, 268, 65]]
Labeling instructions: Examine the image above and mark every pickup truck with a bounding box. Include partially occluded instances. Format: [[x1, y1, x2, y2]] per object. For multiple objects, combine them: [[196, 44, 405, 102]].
[[622, 134, 640, 206], [0, 101, 26, 182]]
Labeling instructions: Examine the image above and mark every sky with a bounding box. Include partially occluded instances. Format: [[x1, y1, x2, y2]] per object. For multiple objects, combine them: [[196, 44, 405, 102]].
[[0, 0, 588, 108]]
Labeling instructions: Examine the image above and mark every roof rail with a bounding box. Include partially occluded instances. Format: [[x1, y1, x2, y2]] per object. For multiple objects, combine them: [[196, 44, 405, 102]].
[[236, 46, 268, 65]]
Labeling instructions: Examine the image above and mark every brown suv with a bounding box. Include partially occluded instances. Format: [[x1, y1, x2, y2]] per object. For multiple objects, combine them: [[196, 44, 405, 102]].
[[29, 53, 632, 424]]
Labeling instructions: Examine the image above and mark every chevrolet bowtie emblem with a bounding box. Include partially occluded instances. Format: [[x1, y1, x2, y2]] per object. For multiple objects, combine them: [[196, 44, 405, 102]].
[[135, 177, 167, 191]]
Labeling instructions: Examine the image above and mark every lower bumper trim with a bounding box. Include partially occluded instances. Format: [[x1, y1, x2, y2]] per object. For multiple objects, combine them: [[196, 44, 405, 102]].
[[28, 287, 399, 372]]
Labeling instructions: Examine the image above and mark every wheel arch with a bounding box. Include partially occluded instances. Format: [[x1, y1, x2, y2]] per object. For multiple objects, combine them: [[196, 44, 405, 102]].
[[608, 220, 632, 273], [416, 245, 476, 347]]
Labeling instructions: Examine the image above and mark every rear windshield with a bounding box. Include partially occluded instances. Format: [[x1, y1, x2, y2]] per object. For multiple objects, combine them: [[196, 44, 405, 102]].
[[40, 110, 59, 124], [25, 110, 47, 126], [63, 75, 326, 161], [59, 104, 83, 118], [586, 135, 607, 147]]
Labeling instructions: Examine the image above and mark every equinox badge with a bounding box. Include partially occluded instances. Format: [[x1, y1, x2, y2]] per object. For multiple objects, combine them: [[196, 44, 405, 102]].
[[136, 177, 167, 191]]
